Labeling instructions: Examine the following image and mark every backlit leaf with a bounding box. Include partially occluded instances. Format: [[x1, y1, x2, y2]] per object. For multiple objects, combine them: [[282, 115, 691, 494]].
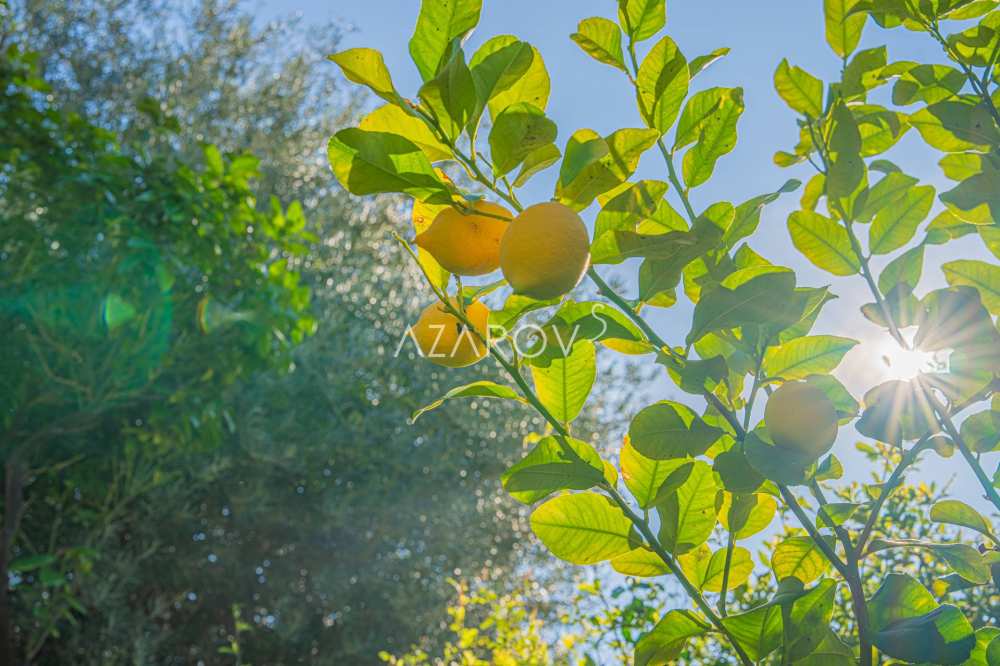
[[530, 492, 633, 564]]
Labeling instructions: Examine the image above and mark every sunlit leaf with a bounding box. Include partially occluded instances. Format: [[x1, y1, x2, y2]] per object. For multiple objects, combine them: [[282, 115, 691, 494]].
[[825, 0, 867, 57], [657, 460, 719, 554], [763, 335, 858, 380], [634, 610, 710, 666], [788, 210, 860, 276], [636, 35, 689, 134], [408, 0, 482, 81], [628, 401, 723, 460], [327, 129, 451, 203], [771, 535, 831, 584], [502, 435, 608, 504], [410, 380, 525, 422], [530, 491, 633, 564], [774, 59, 824, 118], [328, 48, 402, 104], [530, 340, 596, 424], [571, 17, 627, 71]]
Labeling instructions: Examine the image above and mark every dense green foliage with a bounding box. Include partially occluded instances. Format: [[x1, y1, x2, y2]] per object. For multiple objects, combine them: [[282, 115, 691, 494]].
[[326, 0, 1000, 664]]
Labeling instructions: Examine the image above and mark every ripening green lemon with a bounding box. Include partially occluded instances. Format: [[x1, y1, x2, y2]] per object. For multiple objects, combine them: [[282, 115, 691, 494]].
[[764, 382, 838, 458], [500, 202, 590, 300]]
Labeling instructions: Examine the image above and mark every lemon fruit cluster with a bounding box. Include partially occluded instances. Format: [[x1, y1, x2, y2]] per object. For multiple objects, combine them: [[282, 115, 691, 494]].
[[412, 200, 590, 367], [764, 382, 839, 459], [418, 200, 589, 294], [412, 298, 490, 368]]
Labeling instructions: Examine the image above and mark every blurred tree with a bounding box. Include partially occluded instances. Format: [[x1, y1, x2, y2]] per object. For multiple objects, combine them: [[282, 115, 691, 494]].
[[0, 32, 315, 663], [4, 1, 642, 663]]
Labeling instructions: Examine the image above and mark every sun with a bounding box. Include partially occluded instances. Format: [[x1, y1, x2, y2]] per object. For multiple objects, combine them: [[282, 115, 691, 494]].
[[873, 336, 939, 381]]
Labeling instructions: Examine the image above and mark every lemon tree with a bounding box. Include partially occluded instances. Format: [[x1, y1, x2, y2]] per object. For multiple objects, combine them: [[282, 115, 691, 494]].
[[327, 0, 1000, 663]]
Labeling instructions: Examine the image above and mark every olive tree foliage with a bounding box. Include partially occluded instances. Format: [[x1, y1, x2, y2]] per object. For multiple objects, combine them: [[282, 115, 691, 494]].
[[0, 33, 314, 666], [4, 1, 642, 663], [326, 0, 1000, 664]]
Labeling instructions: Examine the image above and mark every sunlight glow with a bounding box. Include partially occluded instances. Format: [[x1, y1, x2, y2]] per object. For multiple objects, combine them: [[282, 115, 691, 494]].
[[874, 337, 938, 381]]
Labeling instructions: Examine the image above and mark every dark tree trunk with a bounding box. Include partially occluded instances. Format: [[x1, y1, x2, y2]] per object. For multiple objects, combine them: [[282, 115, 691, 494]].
[[0, 453, 26, 666]]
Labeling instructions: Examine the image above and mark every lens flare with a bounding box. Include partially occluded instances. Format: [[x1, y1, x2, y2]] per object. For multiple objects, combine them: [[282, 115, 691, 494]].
[[876, 338, 938, 381]]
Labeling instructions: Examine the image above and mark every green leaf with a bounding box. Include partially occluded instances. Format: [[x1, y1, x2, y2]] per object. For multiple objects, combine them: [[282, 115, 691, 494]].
[[842, 46, 888, 98], [869, 572, 947, 629], [870, 184, 934, 254], [722, 603, 783, 662], [469, 36, 551, 121], [856, 379, 937, 445], [724, 179, 802, 247], [621, 439, 694, 509], [594, 213, 722, 267], [502, 435, 608, 504], [858, 172, 918, 223], [878, 244, 924, 295], [869, 538, 992, 584], [825, 0, 867, 57], [594, 180, 670, 237], [530, 491, 633, 564], [680, 544, 754, 592], [786, 579, 841, 660], [965, 627, 1000, 666], [618, 0, 667, 42], [827, 102, 865, 200], [869, 575, 977, 666], [327, 129, 451, 203], [771, 535, 831, 584], [636, 36, 689, 134], [930, 499, 996, 539], [763, 335, 859, 381], [682, 88, 744, 188], [720, 493, 778, 539], [774, 59, 824, 118], [657, 460, 719, 554], [611, 546, 670, 577], [9, 554, 57, 573], [788, 210, 860, 276], [513, 143, 561, 187], [488, 103, 557, 175], [571, 17, 627, 71], [793, 628, 855, 665], [961, 410, 1000, 453], [360, 104, 451, 162], [628, 401, 723, 460], [910, 99, 1000, 153], [943, 260, 1000, 315], [688, 270, 800, 344], [531, 340, 596, 424], [418, 50, 477, 141], [408, 0, 482, 81], [634, 610, 710, 666], [556, 128, 659, 210], [714, 447, 765, 494], [744, 430, 815, 485], [689, 47, 730, 78], [410, 380, 525, 422], [674, 87, 725, 149], [328, 48, 401, 104]]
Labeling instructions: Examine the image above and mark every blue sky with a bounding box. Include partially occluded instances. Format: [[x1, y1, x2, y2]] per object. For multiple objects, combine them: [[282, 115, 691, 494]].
[[264, 1, 995, 506]]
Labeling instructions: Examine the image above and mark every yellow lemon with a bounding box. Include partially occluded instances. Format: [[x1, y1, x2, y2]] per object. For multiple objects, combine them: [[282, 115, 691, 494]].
[[412, 298, 490, 368], [414, 200, 512, 276], [764, 382, 839, 458], [500, 202, 590, 300]]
